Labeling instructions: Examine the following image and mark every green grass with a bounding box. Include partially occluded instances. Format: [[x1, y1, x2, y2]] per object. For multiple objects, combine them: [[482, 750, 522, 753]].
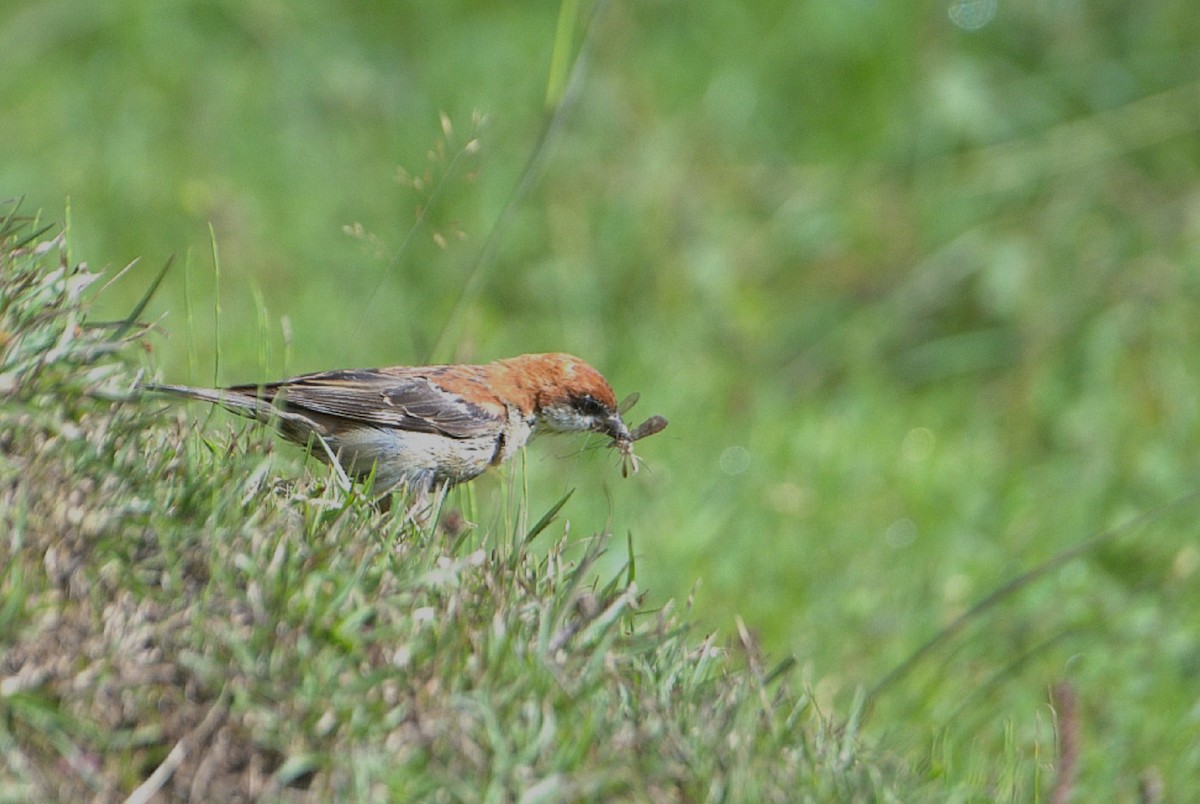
[[2, 214, 907, 800], [5, 0, 1200, 798]]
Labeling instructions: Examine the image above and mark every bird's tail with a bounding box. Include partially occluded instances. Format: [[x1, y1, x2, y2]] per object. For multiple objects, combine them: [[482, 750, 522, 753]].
[[140, 382, 282, 423]]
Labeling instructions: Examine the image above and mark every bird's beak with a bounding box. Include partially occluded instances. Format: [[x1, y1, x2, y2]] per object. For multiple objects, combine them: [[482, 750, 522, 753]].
[[603, 413, 641, 477], [600, 413, 632, 445]]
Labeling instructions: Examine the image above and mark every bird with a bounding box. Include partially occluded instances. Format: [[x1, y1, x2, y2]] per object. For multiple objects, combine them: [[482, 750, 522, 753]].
[[144, 353, 651, 516]]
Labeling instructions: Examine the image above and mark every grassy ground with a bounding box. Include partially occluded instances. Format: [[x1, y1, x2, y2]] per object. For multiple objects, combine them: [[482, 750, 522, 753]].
[[5, 0, 1200, 798], [2, 216, 905, 800]]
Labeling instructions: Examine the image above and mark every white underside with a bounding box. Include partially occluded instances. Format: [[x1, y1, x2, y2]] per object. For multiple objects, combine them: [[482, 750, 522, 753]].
[[321, 406, 535, 493]]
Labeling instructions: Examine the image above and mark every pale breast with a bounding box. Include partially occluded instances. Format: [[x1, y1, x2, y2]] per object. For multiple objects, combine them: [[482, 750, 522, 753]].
[[492, 405, 535, 467], [321, 428, 501, 493]]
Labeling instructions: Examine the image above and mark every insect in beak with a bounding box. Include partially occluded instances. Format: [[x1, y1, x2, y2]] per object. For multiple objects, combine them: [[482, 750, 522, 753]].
[[610, 412, 669, 477]]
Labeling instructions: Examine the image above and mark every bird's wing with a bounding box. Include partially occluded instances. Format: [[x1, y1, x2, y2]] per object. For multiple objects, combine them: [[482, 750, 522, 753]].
[[227, 368, 504, 439]]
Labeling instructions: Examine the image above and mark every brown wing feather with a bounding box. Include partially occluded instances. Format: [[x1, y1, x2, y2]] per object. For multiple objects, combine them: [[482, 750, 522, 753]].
[[226, 368, 502, 439]]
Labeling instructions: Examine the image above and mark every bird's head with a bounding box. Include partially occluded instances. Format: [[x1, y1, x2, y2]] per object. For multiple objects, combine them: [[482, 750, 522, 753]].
[[500, 353, 631, 443]]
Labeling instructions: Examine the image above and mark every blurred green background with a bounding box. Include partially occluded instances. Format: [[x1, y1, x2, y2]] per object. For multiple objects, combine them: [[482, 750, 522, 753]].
[[5, 0, 1200, 795]]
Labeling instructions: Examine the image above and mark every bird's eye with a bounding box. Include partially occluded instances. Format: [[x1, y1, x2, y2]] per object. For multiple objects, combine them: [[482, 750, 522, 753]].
[[574, 394, 607, 417]]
